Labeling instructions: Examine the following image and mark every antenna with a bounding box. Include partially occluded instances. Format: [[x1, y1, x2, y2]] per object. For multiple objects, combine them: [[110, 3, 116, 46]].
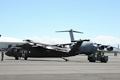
[[56, 29, 83, 42]]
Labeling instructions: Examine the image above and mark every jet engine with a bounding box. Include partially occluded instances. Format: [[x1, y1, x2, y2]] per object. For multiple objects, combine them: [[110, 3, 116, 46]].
[[98, 45, 104, 50], [107, 46, 113, 51]]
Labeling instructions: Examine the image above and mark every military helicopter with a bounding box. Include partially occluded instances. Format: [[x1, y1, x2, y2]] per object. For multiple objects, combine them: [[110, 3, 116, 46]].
[[5, 38, 89, 61]]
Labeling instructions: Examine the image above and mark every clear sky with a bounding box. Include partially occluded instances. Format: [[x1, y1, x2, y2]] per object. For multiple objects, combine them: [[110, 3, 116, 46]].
[[0, 0, 120, 46]]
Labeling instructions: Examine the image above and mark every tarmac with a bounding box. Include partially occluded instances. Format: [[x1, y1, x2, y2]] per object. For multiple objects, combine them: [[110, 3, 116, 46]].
[[0, 53, 120, 80]]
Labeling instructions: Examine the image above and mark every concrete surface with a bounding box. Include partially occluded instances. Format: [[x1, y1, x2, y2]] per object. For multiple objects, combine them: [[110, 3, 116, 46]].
[[0, 53, 120, 80]]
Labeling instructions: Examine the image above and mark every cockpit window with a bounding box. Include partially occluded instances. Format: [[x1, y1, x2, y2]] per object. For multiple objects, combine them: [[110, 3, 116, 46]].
[[7, 48, 12, 52], [90, 43, 93, 45]]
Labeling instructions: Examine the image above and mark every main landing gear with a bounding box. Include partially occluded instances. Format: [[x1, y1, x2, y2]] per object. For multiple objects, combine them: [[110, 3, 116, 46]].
[[15, 49, 28, 60], [88, 52, 108, 63], [15, 53, 28, 60], [15, 52, 19, 60], [22, 53, 28, 60]]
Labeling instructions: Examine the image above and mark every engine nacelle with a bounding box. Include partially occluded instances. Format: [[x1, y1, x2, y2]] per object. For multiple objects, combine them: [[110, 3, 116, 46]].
[[98, 45, 104, 50], [107, 46, 113, 51]]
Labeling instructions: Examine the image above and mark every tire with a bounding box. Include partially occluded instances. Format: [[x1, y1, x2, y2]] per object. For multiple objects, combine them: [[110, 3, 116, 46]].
[[24, 57, 27, 60], [24, 54, 28, 60], [88, 57, 96, 62], [15, 56, 19, 60], [101, 58, 107, 63]]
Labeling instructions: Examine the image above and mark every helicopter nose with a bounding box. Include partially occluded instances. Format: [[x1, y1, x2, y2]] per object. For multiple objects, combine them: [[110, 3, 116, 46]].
[[5, 49, 12, 56], [5, 50, 9, 55], [5, 51, 9, 55]]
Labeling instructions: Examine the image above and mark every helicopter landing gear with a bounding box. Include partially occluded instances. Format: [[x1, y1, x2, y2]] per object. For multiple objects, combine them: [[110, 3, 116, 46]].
[[15, 56, 19, 60], [22, 53, 28, 60], [15, 52, 19, 60], [62, 57, 69, 61]]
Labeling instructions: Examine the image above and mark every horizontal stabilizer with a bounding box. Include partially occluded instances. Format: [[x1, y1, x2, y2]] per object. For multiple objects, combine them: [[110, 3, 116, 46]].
[[56, 29, 83, 34], [56, 29, 83, 42]]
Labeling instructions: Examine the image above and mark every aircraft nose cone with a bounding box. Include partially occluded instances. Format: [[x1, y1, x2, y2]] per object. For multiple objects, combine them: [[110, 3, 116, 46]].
[[5, 49, 12, 56], [90, 45, 97, 53], [5, 51, 9, 55]]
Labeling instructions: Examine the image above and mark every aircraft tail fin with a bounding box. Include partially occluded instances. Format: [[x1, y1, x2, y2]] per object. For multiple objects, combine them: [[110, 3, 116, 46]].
[[56, 29, 83, 42]]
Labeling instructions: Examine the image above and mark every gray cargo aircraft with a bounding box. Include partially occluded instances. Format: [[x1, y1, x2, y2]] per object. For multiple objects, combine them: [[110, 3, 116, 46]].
[[5, 29, 120, 63], [56, 29, 120, 62]]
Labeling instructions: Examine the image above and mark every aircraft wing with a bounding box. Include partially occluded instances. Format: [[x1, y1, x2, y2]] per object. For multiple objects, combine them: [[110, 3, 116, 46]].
[[98, 48, 120, 53], [94, 43, 120, 53]]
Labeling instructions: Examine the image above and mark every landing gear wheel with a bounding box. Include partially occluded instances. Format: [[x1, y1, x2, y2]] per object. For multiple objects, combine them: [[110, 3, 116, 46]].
[[24, 54, 28, 60], [88, 57, 96, 62], [65, 59, 69, 61], [15, 56, 19, 60], [100, 57, 107, 63], [15, 54, 19, 60], [62, 57, 69, 61], [24, 57, 27, 60]]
